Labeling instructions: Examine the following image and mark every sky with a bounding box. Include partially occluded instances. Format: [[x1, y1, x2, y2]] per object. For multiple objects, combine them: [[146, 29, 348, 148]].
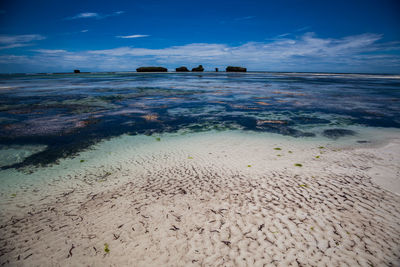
[[0, 0, 399, 73]]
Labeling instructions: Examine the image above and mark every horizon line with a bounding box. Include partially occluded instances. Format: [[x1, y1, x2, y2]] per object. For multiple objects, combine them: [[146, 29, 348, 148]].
[[1, 70, 399, 76]]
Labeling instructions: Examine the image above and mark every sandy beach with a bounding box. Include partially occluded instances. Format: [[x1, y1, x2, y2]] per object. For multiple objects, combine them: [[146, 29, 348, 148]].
[[0, 130, 399, 266]]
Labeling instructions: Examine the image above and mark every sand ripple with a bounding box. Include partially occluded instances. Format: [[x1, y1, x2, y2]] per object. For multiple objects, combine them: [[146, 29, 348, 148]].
[[0, 133, 399, 266]]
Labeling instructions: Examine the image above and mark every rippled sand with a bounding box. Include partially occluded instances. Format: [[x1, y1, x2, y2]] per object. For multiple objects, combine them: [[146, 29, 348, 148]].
[[0, 131, 399, 266]]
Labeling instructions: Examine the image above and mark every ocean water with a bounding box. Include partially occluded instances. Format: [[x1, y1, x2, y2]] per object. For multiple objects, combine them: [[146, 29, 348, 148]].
[[0, 72, 399, 170]]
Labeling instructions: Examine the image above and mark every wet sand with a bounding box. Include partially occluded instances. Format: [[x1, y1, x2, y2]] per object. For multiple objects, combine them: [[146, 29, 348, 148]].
[[0, 131, 399, 266]]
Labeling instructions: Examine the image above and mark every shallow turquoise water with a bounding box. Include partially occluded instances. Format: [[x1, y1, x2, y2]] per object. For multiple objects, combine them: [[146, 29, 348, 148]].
[[0, 72, 399, 169]]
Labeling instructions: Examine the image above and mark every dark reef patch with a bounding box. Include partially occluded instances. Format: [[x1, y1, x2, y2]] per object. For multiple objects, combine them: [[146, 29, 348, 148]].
[[290, 116, 331, 125], [322, 128, 357, 139]]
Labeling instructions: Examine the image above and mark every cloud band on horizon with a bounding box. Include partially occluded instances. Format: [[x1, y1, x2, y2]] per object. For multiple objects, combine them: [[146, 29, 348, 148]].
[[0, 32, 399, 73]]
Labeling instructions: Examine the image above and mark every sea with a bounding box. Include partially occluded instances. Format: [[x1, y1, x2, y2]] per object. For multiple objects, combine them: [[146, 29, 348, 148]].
[[0, 71, 399, 171]]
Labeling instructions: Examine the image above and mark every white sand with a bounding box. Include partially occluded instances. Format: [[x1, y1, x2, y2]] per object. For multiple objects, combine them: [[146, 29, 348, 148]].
[[0, 130, 399, 266]]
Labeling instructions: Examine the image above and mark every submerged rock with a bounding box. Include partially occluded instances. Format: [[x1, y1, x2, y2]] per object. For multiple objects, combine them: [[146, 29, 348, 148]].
[[192, 65, 204, 72], [291, 117, 331, 125], [176, 66, 189, 72], [323, 128, 356, 139], [136, 67, 168, 72], [226, 66, 247, 72]]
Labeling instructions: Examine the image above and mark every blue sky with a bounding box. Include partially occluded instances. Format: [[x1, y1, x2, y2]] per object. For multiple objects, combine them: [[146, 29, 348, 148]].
[[0, 0, 399, 73]]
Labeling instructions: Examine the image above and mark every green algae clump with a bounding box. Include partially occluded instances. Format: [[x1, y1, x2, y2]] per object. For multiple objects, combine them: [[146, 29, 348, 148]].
[[274, 148, 282, 150], [294, 163, 303, 167], [104, 243, 110, 253], [247, 165, 252, 167], [155, 137, 161, 141], [80, 159, 85, 163]]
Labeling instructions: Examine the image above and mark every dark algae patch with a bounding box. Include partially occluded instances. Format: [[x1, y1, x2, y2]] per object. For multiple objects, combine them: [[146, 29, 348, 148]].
[[0, 72, 399, 170], [322, 129, 356, 139]]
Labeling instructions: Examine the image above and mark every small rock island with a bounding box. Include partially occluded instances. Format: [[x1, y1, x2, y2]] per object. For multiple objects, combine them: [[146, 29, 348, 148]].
[[176, 66, 190, 72], [192, 65, 204, 72], [226, 66, 247, 72], [136, 67, 168, 72]]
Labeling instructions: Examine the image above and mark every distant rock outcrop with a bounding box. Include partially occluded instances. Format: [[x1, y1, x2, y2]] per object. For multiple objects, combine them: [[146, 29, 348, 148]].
[[215, 68, 219, 72], [176, 66, 189, 72], [192, 65, 204, 72], [226, 66, 247, 72], [136, 67, 168, 72], [74, 69, 80, 73]]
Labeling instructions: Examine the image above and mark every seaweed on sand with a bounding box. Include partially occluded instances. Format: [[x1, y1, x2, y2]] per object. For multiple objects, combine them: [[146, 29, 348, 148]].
[[104, 243, 110, 253]]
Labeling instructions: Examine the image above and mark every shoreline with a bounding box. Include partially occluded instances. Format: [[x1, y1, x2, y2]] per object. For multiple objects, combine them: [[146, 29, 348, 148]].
[[0, 130, 399, 265]]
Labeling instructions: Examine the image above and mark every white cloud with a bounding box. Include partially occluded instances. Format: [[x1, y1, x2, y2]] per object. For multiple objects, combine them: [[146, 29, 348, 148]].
[[89, 33, 391, 63], [234, 16, 256, 21], [81, 30, 89, 33], [0, 34, 45, 44], [0, 34, 45, 50], [73, 12, 99, 19], [116, 34, 149, 39], [67, 11, 124, 20], [0, 43, 32, 50], [33, 49, 67, 54], [1, 32, 399, 73], [276, 33, 291, 38], [296, 26, 311, 32], [88, 43, 230, 58]]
